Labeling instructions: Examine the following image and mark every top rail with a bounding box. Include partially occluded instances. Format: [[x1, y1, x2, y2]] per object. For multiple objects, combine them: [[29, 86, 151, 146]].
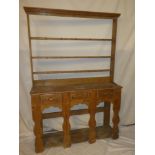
[[24, 7, 120, 19]]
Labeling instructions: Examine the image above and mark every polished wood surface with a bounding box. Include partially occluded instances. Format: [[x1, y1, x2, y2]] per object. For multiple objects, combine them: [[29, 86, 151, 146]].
[[24, 6, 122, 153]]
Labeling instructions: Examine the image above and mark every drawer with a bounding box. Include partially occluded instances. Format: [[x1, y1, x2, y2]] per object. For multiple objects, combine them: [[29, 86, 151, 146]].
[[70, 91, 90, 107], [97, 89, 114, 99], [40, 93, 62, 109], [70, 91, 89, 100]]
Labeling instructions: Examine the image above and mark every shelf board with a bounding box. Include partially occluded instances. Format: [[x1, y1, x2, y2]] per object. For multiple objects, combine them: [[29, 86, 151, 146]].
[[33, 69, 110, 74], [31, 37, 112, 41], [32, 56, 111, 59], [24, 7, 120, 19]]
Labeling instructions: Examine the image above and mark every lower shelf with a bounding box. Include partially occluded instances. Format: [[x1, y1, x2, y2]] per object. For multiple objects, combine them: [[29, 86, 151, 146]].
[[43, 125, 112, 148]]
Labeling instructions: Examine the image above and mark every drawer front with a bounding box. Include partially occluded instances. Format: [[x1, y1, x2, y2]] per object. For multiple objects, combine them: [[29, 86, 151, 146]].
[[70, 91, 90, 106], [97, 89, 114, 101], [40, 93, 62, 109], [70, 91, 89, 100]]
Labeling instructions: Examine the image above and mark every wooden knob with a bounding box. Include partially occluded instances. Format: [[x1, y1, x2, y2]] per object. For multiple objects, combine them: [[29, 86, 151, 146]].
[[48, 97, 54, 101]]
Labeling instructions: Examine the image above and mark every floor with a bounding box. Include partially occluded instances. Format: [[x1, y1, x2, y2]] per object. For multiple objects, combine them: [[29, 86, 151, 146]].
[[20, 125, 134, 155]]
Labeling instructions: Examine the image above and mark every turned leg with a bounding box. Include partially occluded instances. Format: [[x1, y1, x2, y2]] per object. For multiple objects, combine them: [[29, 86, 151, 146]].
[[62, 92, 71, 148], [112, 91, 121, 139], [88, 90, 97, 143], [104, 102, 111, 126], [31, 95, 44, 153]]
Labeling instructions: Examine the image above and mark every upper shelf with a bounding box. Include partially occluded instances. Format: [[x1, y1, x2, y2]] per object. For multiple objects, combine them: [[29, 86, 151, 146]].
[[24, 7, 120, 19]]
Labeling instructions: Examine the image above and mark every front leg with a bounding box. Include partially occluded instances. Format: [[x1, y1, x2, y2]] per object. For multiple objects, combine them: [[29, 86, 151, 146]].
[[88, 90, 97, 143], [62, 92, 71, 148], [112, 90, 121, 139], [104, 102, 111, 127], [31, 95, 44, 153]]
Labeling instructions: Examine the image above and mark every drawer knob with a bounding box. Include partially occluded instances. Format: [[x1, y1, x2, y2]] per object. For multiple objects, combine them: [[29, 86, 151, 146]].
[[48, 97, 54, 101]]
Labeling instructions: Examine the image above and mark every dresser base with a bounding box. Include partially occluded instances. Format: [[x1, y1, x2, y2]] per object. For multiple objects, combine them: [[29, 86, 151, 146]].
[[43, 125, 112, 148], [31, 78, 122, 152]]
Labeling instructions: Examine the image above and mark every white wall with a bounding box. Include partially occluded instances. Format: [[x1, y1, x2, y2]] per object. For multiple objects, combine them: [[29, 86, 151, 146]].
[[19, 0, 135, 136]]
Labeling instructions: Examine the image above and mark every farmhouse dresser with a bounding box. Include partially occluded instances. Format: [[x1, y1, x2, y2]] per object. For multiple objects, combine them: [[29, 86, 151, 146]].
[[24, 6, 122, 153]]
